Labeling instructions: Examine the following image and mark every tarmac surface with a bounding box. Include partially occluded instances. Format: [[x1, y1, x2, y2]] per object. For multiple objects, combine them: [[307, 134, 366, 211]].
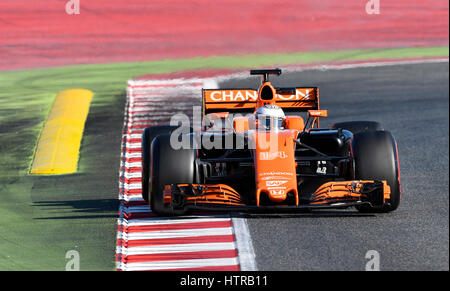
[[219, 61, 449, 270]]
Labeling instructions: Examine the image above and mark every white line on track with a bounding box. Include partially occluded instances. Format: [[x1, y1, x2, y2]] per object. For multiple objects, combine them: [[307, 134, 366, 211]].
[[231, 216, 258, 271], [117, 228, 234, 241], [118, 217, 232, 226], [118, 242, 237, 254], [119, 258, 240, 271]]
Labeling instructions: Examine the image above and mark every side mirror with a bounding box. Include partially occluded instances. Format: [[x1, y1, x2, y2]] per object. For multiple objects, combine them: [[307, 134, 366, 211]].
[[308, 110, 328, 118]]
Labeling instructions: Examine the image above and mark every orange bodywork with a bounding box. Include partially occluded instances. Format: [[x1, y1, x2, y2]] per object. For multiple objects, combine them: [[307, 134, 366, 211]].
[[284, 116, 305, 131], [202, 86, 319, 116], [164, 184, 245, 206], [163, 180, 391, 208], [310, 180, 391, 205], [233, 116, 249, 133], [308, 109, 328, 118], [250, 129, 299, 205]]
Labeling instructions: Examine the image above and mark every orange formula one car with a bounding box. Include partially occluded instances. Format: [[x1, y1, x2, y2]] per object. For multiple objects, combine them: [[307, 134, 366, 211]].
[[141, 69, 401, 216]]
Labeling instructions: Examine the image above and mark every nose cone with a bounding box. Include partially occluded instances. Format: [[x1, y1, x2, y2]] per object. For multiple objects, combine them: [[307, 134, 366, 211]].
[[251, 129, 299, 205]]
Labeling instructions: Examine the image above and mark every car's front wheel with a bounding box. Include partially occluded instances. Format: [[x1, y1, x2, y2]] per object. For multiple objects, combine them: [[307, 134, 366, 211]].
[[352, 130, 401, 212], [141, 126, 181, 203], [150, 133, 196, 216]]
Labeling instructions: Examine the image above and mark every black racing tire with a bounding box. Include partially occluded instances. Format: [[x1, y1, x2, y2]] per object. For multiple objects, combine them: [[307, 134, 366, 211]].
[[141, 126, 181, 203], [332, 121, 382, 135], [150, 133, 196, 216], [352, 130, 401, 212]]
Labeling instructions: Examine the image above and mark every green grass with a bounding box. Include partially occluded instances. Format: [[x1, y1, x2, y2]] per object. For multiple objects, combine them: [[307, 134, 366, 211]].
[[0, 46, 447, 270]]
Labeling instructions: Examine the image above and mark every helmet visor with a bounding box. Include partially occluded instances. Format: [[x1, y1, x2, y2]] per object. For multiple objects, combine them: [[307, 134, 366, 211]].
[[258, 116, 284, 130]]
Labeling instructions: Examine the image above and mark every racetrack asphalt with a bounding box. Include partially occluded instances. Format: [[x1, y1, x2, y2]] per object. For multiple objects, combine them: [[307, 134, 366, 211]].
[[219, 61, 449, 270]]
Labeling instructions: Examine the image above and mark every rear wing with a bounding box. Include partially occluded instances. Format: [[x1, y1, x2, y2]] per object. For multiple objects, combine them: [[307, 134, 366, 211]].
[[202, 87, 319, 116]]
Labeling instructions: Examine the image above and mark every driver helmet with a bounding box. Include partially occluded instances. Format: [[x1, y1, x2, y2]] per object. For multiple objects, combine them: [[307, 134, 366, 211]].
[[252, 104, 286, 130]]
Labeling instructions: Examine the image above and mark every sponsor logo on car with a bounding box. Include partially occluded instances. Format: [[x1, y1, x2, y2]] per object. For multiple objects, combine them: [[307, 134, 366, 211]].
[[209, 90, 258, 102], [270, 189, 285, 196], [266, 180, 288, 187], [259, 151, 287, 160], [206, 89, 312, 102]]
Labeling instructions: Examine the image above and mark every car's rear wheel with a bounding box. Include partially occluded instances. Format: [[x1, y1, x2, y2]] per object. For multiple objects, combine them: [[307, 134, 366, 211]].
[[352, 130, 401, 212], [150, 133, 196, 216], [332, 121, 382, 135]]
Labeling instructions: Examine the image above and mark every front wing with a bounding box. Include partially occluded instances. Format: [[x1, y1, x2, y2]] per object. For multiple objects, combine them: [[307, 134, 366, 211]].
[[162, 180, 391, 212]]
